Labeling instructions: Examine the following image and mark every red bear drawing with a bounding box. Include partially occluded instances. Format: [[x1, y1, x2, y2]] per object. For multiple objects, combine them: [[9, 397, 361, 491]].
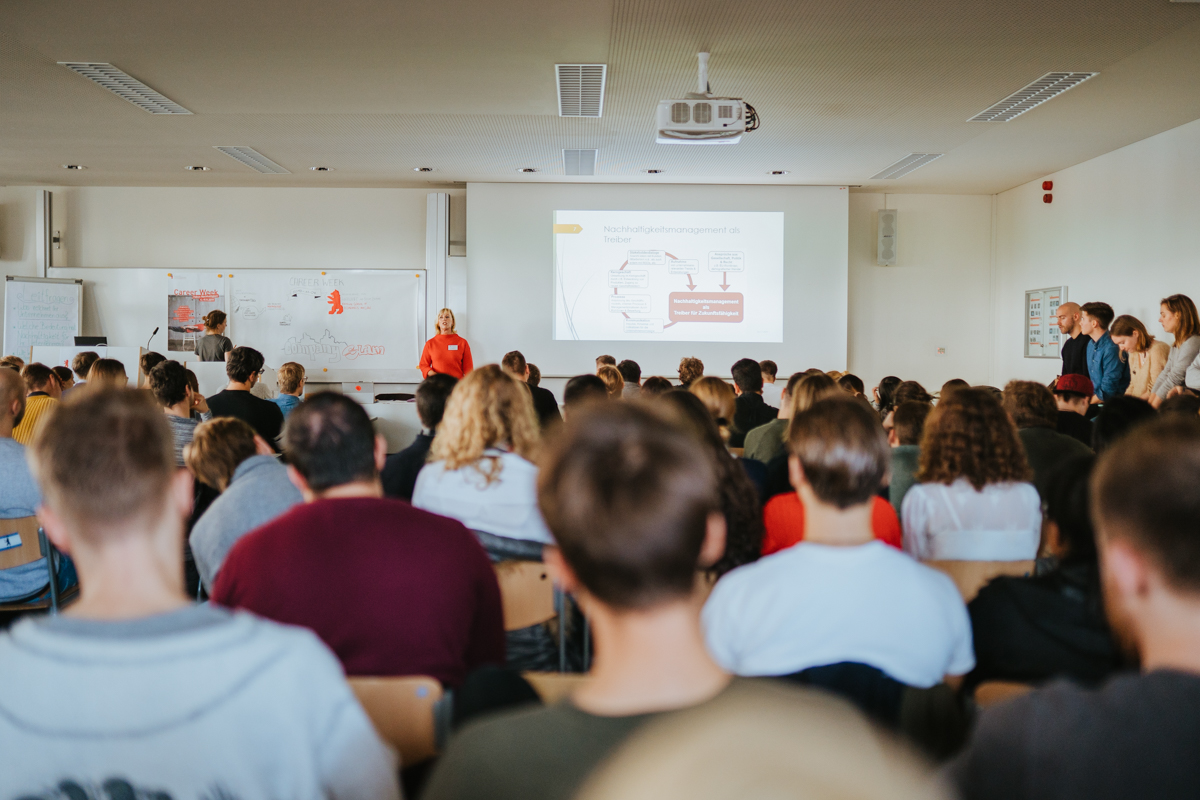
[[327, 290, 344, 315]]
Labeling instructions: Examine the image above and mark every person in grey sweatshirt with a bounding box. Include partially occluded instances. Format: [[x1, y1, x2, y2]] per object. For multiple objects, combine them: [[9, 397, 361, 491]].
[[0, 387, 399, 799], [185, 417, 303, 592]]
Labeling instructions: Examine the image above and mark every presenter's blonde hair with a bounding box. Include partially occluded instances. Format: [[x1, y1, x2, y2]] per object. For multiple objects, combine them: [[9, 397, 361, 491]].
[[437, 307, 457, 334], [431, 364, 539, 482]]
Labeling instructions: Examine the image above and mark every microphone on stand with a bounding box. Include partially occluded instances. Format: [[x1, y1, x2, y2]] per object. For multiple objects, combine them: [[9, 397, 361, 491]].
[[146, 326, 159, 351]]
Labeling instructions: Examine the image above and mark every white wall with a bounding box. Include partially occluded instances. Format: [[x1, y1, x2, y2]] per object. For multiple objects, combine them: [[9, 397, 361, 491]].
[[993, 117, 1200, 386], [848, 193, 995, 393], [465, 182, 848, 379]]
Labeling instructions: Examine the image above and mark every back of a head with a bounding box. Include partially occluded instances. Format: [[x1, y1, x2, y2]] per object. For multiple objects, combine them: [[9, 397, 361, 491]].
[[689, 376, 736, 430], [433, 364, 540, 469], [202, 309, 227, 330], [284, 392, 378, 491], [758, 360, 778, 380], [893, 401, 932, 446], [526, 363, 542, 388], [21, 362, 56, 392], [838, 373, 865, 396], [1092, 395, 1157, 453], [1093, 418, 1200, 592], [655, 390, 728, 456], [617, 359, 641, 384], [788, 398, 888, 509], [148, 360, 190, 407], [184, 417, 258, 490], [501, 350, 527, 376], [1081, 301, 1115, 330], [226, 346, 265, 383], [72, 350, 100, 380], [597, 364, 625, 398], [1002, 380, 1057, 429], [892, 380, 932, 407], [52, 365, 74, 386], [416, 373, 458, 429], [277, 361, 305, 394], [538, 402, 719, 609], [730, 358, 763, 394], [640, 376, 673, 396], [678, 357, 704, 386], [1043, 455, 1097, 565], [596, 354, 617, 370], [30, 388, 173, 537], [86, 358, 127, 390], [940, 379, 969, 402], [564, 373, 609, 408], [789, 373, 838, 416], [0, 368, 26, 420], [918, 387, 1030, 490], [0, 355, 26, 370], [140, 351, 167, 376], [1159, 392, 1200, 420]]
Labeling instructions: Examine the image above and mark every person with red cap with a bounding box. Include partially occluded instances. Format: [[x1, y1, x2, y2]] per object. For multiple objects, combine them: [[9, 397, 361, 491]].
[[1053, 374, 1096, 447]]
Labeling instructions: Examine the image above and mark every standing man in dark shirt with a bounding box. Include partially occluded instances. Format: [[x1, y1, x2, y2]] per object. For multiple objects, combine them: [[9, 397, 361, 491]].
[[728, 358, 777, 448], [951, 418, 1200, 800], [502, 350, 562, 429], [380, 373, 457, 501], [206, 347, 284, 449], [1057, 302, 1089, 378]]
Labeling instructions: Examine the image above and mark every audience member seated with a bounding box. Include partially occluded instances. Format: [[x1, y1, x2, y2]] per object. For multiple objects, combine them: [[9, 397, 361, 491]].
[[689, 376, 738, 444], [951, 418, 1200, 800], [0, 368, 76, 602], [838, 372, 866, 398], [677, 356, 704, 388], [0, 388, 398, 797], [743, 371, 803, 463], [617, 359, 642, 398], [902, 388, 1040, 561], [759, 359, 782, 406], [727, 358, 778, 448], [413, 365, 551, 553], [213, 393, 504, 685], [1091, 395, 1157, 453], [0, 356, 23, 371], [502, 350, 562, 429], [51, 365, 74, 392], [1003, 380, 1092, 494], [1109, 314, 1169, 400], [887, 400, 932, 514], [186, 418, 302, 592], [966, 456, 1122, 691], [761, 374, 843, 497], [85, 357, 128, 390], [597, 364, 625, 400], [207, 346, 284, 449], [640, 375, 673, 395], [1052, 373, 1095, 446], [13, 362, 61, 445], [892, 380, 933, 407], [422, 402, 744, 800], [703, 398, 973, 688], [148, 360, 212, 466], [761, 491, 901, 555], [940, 378, 970, 402], [382, 373, 458, 501], [873, 375, 901, 417], [563, 373, 609, 415], [657, 390, 763, 577], [271, 361, 305, 418], [139, 350, 167, 384], [68, 350, 99, 394], [594, 354, 616, 372], [1159, 391, 1200, 420]]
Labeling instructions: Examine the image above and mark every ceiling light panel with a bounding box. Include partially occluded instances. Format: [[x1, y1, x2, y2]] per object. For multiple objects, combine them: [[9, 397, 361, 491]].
[[213, 146, 290, 174], [556, 64, 606, 117], [871, 153, 944, 180], [58, 62, 191, 114], [563, 149, 597, 176], [970, 72, 1098, 122]]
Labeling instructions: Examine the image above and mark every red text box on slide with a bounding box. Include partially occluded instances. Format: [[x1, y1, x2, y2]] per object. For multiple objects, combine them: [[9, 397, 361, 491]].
[[668, 292, 744, 323]]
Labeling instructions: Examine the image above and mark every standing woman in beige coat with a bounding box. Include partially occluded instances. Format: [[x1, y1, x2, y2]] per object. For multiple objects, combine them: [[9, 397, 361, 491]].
[[1110, 314, 1170, 399]]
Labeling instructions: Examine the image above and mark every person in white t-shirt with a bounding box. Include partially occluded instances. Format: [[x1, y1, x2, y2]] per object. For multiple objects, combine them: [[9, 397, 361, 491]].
[[759, 360, 783, 408], [703, 397, 974, 688], [901, 388, 1041, 561]]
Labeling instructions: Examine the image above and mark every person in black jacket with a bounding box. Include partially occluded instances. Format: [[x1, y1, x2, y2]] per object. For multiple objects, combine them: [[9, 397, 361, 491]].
[[501, 350, 562, 430], [206, 347, 283, 450], [728, 358, 777, 448], [381, 373, 457, 501]]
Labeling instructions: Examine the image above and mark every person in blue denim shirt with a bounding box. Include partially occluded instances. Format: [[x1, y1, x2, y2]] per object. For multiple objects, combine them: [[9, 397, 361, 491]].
[[271, 361, 305, 419], [1081, 302, 1131, 404]]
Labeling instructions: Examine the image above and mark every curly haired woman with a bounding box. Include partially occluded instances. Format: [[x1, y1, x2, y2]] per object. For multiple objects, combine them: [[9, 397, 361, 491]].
[[901, 388, 1041, 561]]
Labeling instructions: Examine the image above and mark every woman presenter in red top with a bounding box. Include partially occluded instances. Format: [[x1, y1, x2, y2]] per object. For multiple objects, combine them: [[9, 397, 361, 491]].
[[419, 308, 474, 378]]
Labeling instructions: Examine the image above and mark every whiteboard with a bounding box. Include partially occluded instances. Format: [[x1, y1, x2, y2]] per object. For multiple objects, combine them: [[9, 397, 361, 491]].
[[3, 277, 83, 359], [48, 268, 425, 382]]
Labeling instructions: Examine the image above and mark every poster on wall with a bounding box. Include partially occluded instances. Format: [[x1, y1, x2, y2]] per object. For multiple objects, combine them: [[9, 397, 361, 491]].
[[1025, 285, 1067, 359], [167, 272, 225, 353]]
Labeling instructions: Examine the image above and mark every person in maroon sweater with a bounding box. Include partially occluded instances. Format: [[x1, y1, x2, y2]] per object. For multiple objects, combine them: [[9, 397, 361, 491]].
[[211, 392, 505, 687]]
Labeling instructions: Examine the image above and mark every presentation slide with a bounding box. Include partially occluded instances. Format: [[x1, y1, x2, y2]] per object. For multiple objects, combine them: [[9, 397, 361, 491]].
[[553, 210, 784, 342]]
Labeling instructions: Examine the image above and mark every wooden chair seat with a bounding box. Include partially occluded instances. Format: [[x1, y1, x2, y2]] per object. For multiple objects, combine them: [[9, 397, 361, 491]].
[[0, 516, 72, 614], [494, 560, 557, 632], [923, 559, 1035, 602], [349, 675, 443, 766], [974, 680, 1035, 707]]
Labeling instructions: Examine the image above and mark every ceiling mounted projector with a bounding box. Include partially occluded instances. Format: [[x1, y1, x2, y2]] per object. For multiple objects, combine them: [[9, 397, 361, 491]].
[[656, 52, 759, 145]]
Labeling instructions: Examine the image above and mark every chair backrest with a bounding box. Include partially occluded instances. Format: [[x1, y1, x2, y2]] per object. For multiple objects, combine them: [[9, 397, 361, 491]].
[[0, 517, 44, 571], [494, 560, 557, 631], [348, 675, 443, 766], [923, 560, 1035, 602], [523, 671, 591, 704], [974, 680, 1034, 707]]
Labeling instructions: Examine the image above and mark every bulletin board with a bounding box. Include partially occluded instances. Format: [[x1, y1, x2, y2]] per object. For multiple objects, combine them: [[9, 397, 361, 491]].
[[1025, 286, 1067, 359]]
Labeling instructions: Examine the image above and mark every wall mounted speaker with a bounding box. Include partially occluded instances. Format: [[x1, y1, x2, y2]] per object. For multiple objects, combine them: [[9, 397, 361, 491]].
[[877, 209, 897, 266]]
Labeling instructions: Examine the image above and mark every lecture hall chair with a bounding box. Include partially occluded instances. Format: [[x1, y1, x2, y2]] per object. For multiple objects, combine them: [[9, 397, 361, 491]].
[[0, 516, 75, 615], [349, 675, 444, 766], [923, 560, 1036, 602]]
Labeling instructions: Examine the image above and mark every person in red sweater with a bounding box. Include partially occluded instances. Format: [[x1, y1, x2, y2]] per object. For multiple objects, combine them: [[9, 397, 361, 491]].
[[420, 307, 474, 378], [761, 482, 902, 555], [211, 392, 505, 687]]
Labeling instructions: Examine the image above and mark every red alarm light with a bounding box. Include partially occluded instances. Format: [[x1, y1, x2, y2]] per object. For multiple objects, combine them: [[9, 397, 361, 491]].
[[1043, 194, 1053, 204], [1042, 181, 1053, 191]]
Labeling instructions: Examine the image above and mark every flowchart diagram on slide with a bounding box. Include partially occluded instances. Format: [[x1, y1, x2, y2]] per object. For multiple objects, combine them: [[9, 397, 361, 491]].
[[553, 210, 784, 342]]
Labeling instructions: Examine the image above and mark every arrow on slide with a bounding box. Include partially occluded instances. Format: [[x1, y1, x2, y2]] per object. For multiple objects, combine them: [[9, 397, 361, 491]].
[[622, 312, 630, 319], [663, 322, 678, 329], [618, 260, 628, 270], [719, 272, 731, 291], [665, 252, 678, 260], [686, 273, 697, 290], [613, 287, 618, 295]]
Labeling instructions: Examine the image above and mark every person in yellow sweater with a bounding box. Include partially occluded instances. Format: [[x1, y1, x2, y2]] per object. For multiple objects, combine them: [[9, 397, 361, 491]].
[[12, 362, 62, 445]]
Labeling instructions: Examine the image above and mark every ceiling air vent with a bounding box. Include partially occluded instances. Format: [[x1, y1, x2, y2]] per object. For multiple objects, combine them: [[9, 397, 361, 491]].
[[213, 146, 291, 174], [563, 149, 597, 176], [556, 64, 606, 117], [58, 62, 191, 114], [970, 72, 1097, 122], [871, 153, 944, 180]]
